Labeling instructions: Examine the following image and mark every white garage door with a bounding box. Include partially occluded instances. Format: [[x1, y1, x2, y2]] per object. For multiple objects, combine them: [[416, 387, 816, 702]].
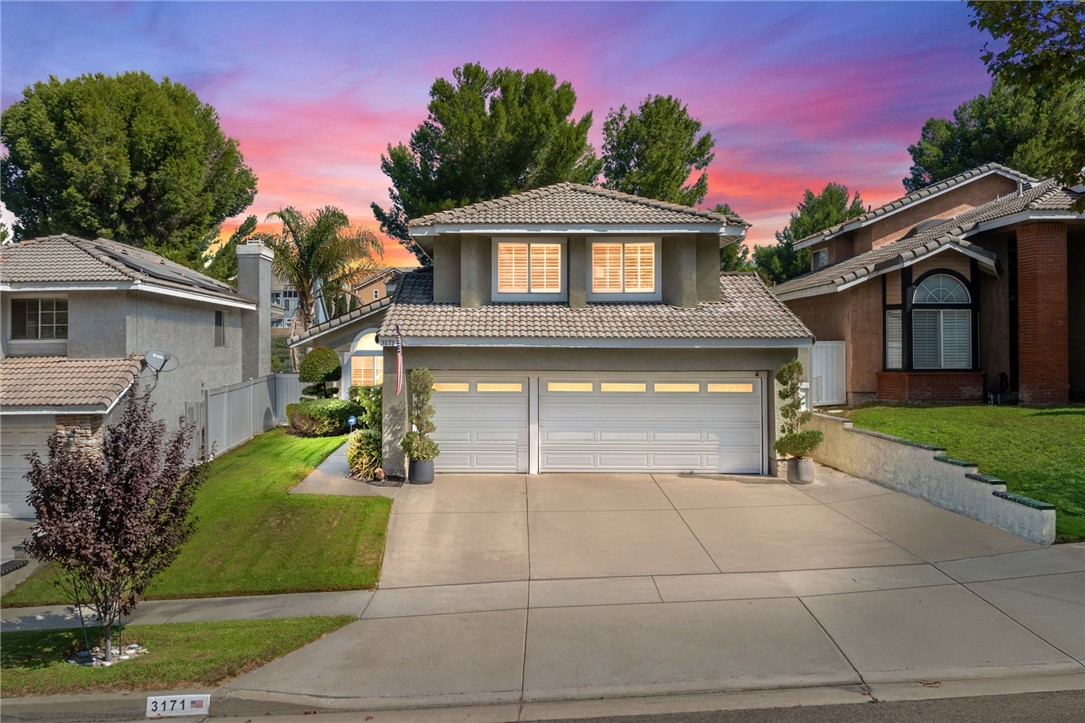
[[431, 376, 528, 472], [1, 417, 54, 518], [539, 375, 763, 473]]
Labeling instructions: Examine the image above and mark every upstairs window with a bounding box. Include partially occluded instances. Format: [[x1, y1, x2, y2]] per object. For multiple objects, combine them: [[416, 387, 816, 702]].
[[11, 298, 67, 340], [589, 240, 660, 300], [214, 310, 227, 347], [493, 239, 566, 301], [812, 248, 829, 271]]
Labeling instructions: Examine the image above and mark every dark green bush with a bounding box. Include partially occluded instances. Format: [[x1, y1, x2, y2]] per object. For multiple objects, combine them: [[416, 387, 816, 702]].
[[286, 398, 362, 437], [349, 385, 382, 430], [347, 428, 383, 479], [299, 346, 341, 399]]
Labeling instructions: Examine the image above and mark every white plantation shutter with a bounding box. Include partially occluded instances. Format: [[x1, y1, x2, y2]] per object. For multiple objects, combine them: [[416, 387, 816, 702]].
[[498, 243, 529, 293], [530, 243, 562, 293], [624, 242, 655, 292], [912, 310, 940, 369], [885, 310, 902, 369], [941, 310, 970, 368], [593, 243, 623, 293], [350, 356, 384, 386]]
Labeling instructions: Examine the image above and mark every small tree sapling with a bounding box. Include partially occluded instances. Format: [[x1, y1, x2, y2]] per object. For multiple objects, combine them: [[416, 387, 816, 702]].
[[24, 388, 208, 662]]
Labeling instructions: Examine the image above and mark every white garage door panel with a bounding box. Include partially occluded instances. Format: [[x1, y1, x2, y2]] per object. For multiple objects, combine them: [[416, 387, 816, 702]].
[[1, 418, 54, 518], [431, 377, 528, 473], [540, 376, 763, 474]]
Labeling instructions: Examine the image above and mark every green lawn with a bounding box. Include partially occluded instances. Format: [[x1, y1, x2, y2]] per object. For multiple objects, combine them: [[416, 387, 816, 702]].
[[2, 429, 392, 606], [849, 406, 1085, 542], [1, 617, 352, 697]]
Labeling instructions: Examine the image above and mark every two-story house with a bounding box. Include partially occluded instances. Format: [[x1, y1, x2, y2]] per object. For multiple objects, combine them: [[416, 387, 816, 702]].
[[0, 235, 272, 517], [292, 184, 813, 478], [772, 164, 1083, 406]]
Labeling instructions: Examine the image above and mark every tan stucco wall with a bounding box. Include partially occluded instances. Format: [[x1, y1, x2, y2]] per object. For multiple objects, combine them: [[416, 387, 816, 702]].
[[697, 234, 722, 302], [459, 236, 491, 307], [433, 238, 461, 304], [662, 235, 697, 307]]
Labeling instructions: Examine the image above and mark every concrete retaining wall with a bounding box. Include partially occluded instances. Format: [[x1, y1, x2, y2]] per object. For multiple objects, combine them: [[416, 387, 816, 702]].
[[807, 413, 1055, 545]]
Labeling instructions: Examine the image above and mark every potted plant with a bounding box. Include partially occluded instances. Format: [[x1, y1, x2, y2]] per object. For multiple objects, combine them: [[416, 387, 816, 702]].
[[773, 359, 823, 484], [401, 367, 439, 484]]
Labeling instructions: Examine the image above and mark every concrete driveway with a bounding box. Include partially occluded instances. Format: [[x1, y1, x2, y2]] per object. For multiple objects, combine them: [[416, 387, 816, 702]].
[[222, 467, 1085, 712]]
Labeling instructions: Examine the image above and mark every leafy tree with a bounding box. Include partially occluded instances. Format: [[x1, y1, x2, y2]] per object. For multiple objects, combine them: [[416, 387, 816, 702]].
[[261, 206, 382, 367], [968, 1, 1085, 90], [602, 95, 715, 206], [298, 346, 342, 399], [203, 215, 258, 283], [904, 78, 1085, 192], [372, 63, 601, 263], [754, 183, 865, 285], [714, 203, 751, 272], [24, 389, 207, 662], [0, 72, 257, 268], [0, 221, 9, 246]]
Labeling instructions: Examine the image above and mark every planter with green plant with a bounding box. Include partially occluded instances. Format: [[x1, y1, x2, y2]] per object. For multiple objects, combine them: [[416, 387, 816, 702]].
[[773, 359, 823, 484], [400, 367, 439, 484]]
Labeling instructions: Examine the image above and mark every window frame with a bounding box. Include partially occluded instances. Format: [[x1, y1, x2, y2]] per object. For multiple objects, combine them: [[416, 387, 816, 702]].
[[214, 310, 227, 348], [349, 329, 384, 387], [490, 237, 567, 302], [586, 237, 662, 302], [9, 297, 69, 341], [909, 271, 973, 371], [812, 247, 829, 271]]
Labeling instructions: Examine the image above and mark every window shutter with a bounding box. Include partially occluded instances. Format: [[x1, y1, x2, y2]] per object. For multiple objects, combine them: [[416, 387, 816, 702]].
[[497, 243, 528, 293], [941, 310, 970, 369], [885, 310, 902, 369], [530, 243, 561, 293], [592, 243, 623, 293], [624, 242, 655, 292], [912, 310, 940, 369]]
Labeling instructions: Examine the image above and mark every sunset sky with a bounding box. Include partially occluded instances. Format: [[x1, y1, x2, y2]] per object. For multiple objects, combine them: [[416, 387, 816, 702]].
[[1, 1, 996, 265]]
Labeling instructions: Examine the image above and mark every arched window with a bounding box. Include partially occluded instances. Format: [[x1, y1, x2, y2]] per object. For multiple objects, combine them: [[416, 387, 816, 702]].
[[349, 330, 384, 387], [912, 274, 971, 369]]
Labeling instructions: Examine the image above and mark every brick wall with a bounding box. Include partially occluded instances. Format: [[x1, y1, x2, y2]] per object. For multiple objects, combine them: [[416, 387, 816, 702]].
[[1017, 223, 1069, 404], [877, 371, 985, 402]]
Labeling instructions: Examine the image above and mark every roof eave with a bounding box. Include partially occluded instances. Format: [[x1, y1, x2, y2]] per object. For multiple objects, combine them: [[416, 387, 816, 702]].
[[381, 336, 813, 349]]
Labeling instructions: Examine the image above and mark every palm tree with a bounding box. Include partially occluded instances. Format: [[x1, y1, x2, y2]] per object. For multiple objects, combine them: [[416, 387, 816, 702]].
[[260, 206, 383, 368]]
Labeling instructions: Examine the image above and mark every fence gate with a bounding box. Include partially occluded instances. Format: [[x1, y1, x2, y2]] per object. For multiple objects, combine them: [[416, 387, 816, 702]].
[[810, 341, 846, 406]]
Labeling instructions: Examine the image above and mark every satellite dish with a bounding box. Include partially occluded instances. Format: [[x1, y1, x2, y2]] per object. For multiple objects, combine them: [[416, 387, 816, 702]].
[[144, 350, 179, 373]]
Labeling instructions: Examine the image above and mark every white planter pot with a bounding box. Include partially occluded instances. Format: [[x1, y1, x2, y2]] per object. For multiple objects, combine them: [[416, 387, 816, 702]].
[[786, 457, 815, 485]]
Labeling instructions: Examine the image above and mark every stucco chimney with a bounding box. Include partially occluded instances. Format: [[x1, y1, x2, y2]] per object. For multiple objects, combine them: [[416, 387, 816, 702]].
[[237, 241, 273, 379]]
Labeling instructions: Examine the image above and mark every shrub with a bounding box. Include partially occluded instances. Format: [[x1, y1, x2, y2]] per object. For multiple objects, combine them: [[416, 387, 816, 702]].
[[286, 398, 362, 437], [347, 428, 383, 479], [349, 384, 383, 431], [400, 368, 439, 462], [298, 346, 341, 399], [773, 359, 823, 459]]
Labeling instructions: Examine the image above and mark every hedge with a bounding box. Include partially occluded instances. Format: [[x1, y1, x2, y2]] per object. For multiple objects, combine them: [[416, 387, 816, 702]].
[[286, 398, 363, 437]]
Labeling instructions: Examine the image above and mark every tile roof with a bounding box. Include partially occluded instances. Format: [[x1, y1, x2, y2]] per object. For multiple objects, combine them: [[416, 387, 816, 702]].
[[378, 268, 811, 344], [773, 179, 1082, 298], [0, 355, 144, 412], [793, 163, 1040, 249], [408, 183, 747, 229], [288, 296, 392, 347], [0, 235, 256, 306]]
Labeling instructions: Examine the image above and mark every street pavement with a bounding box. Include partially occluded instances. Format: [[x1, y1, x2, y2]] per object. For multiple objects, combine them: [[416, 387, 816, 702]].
[[2, 463, 1083, 721]]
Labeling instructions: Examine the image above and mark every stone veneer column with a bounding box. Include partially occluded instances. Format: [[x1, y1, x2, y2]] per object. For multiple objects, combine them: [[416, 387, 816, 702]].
[[1016, 223, 1069, 404]]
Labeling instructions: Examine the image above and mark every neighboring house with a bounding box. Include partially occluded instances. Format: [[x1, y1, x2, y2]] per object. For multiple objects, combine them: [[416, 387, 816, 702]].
[[0, 235, 272, 518], [773, 164, 1084, 405], [271, 267, 411, 329], [293, 184, 813, 478], [270, 273, 300, 329], [353, 267, 413, 303]]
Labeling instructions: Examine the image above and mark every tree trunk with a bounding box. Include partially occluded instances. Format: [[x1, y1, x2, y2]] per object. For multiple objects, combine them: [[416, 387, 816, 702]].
[[103, 624, 113, 662]]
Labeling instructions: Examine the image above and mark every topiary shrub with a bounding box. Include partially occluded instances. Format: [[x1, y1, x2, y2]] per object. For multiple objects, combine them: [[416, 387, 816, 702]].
[[401, 367, 439, 462], [773, 359, 823, 460], [286, 398, 362, 437], [298, 346, 341, 399]]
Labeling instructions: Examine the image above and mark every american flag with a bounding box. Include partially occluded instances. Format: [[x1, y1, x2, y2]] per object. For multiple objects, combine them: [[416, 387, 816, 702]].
[[395, 324, 404, 396]]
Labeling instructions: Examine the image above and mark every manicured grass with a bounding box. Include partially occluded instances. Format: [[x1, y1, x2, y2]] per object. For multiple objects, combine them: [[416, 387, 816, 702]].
[[1, 616, 352, 697], [849, 406, 1085, 542], [2, 429, 392, 606]]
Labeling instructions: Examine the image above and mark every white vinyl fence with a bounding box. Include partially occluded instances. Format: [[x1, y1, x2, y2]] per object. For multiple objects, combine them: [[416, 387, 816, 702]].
[[809, 341, 847, 406], [202, 373, 302, 457]]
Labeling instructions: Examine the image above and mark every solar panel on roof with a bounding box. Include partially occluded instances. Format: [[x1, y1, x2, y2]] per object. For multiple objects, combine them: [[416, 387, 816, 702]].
[[92, 243, 236, 295]]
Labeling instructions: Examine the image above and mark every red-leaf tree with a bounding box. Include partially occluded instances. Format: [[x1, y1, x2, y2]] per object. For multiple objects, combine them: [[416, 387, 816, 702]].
[[24, 389, 208, 661]]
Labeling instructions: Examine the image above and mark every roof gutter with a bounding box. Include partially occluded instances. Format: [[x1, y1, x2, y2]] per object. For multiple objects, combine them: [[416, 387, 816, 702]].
[[381, 336, 814, 349]]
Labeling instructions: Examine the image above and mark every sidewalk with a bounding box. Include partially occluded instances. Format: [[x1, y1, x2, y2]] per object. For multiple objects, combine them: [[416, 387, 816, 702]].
[[288, 440, 399, 499]]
